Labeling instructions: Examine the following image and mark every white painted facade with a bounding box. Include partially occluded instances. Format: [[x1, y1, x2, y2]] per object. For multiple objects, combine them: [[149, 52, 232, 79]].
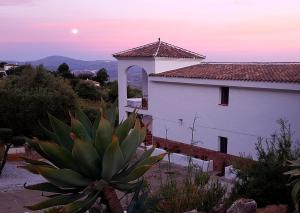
[[116, 57, 300, 158], [117, 57, 203, 121]]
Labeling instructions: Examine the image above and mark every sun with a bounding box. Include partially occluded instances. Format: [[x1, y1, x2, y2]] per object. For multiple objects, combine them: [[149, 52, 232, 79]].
[[71, 28, 79, 35]]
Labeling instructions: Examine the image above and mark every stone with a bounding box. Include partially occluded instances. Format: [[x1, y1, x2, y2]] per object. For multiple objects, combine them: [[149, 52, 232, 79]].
[[257, 204, 288, 213], [226, 198, 257, 213]]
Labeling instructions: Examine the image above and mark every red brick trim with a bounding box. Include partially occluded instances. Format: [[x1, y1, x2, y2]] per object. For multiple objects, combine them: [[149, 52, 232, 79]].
[[152, 136, 242, 172]]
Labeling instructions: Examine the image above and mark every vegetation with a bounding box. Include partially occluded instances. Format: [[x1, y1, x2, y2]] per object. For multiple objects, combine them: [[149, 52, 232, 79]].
[[94, 68, 109, 86], [57, 63, 74, 79], [0, 66, 77, 137], [285, 160, 300, 210], [23, 104, 165, 213], [0, 128, 25, 175], [144, 164, 225, 213], [75, 80, 103, 101], [127, 86, 142, 98], [229, 119, 299, 208]]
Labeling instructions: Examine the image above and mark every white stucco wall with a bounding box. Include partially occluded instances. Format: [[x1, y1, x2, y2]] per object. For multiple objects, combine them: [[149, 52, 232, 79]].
[[148, 80, 300, 158], [117, 57, 203, 122]]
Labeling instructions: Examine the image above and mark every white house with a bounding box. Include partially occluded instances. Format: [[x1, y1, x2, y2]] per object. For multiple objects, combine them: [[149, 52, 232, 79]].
[[4, 63, 18, 71], [113, 40, 300, 170]]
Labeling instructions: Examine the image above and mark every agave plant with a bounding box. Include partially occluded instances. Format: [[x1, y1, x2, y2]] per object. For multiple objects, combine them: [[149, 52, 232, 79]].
[[23, 105, 165, 213], [285, 159, 300, 210]]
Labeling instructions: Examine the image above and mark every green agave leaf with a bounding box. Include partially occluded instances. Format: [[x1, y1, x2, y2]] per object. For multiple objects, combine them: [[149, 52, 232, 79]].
[[48, 114, 73, 150], [95, 117, 113, 157], [19, 164, 53, 174], [70, 114, 92, 143], [115, 112, 136, 144], [292, 180, 300, 205], [121, 165, 152, 183], [136, 153, 166, 168], [75, 108, 93, 139], [25, 193, 84, 211], [72, 138, 102, 178], [105, 107, 117, 126], [120, 120, 146, 163], [92, 110, 101, 137], [62, 191, 100, 213], [102, 136, 125, 181], [25, 138, 50, 160], [39, 121, 58, 143], [112, 146, 155, 180], [24, 182, 78, 194], [39, 141, 80, 172], [21, 157, 53, 167], [37, 167, 92, 188]]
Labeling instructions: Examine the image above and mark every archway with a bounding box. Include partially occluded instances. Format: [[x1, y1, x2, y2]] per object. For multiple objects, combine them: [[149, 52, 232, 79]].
[[126, 65, 148, 109]]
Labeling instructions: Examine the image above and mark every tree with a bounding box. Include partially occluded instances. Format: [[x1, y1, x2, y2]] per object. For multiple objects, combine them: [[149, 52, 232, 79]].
[[23, 105, 165, 213], [0, 65, 77, 137], [94, 68, 109, 85], [57, 63, 73, 78]]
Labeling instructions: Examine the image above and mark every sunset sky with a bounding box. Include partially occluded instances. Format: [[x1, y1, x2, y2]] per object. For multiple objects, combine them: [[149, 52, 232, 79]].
[[1, 0, 300, 61]]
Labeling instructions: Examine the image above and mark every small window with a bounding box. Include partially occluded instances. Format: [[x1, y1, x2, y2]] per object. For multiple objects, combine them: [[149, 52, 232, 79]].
[[220, 87, 229, 105], [219, 137, 228, 154]]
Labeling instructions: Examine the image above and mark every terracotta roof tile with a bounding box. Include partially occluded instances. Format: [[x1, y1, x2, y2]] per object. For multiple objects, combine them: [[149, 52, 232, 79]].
[[113, 40, 205, 59], [150, 63, 300, 84]]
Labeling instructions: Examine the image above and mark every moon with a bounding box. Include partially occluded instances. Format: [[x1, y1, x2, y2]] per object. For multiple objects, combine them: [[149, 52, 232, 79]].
[[71, 28, 79, 35]]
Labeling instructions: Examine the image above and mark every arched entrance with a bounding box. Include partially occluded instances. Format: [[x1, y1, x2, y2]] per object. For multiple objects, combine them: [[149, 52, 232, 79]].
[[126, 65, 148, 110]]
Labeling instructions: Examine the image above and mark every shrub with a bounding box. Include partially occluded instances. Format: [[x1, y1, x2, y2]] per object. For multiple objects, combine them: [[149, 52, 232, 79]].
[[0, 66, 77, 137], [145, 168, 225, 213], [229, 119, 299, 208], [75, 80, 103, 101]]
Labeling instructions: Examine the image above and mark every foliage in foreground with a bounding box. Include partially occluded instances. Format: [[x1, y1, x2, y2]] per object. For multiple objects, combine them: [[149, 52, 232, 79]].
[[144, 166, 225, 213], [285, 159, 300, 211], [23, 104, 165, 213], [0, 66, 77, 137], [229, 119, 299, 208]]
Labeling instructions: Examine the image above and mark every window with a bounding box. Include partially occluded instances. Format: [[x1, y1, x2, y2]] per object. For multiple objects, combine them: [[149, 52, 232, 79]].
[[219, 137, 228, 154], [220, 87, 229, 105]]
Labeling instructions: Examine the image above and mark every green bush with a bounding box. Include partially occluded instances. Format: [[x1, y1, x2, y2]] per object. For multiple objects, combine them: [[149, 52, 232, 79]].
[[0, 66, 77, 137], [75, 80, 103, 101], [229, 119, 299, 208]]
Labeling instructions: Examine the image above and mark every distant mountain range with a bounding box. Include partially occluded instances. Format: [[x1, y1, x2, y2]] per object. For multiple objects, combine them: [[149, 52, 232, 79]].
[[2, 55, 143, 87]]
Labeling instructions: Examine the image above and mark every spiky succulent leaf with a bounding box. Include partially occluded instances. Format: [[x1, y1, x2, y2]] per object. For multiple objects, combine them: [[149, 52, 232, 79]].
[[115, 113, 136, 143], [75, 108, 93, 138], [102, 136, 124, 180], [72, 138, 101, 178], [25, 193, 84, 211], [48, 114, 73, 150], [71, 114, 92, 143], [95, 117, 113, 157], [120, 120, 146, 163], [38, 141, 80, 171], [36, 166, 92, 188], [24, 182, 78, 194], [62, 191, 100, 213]]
